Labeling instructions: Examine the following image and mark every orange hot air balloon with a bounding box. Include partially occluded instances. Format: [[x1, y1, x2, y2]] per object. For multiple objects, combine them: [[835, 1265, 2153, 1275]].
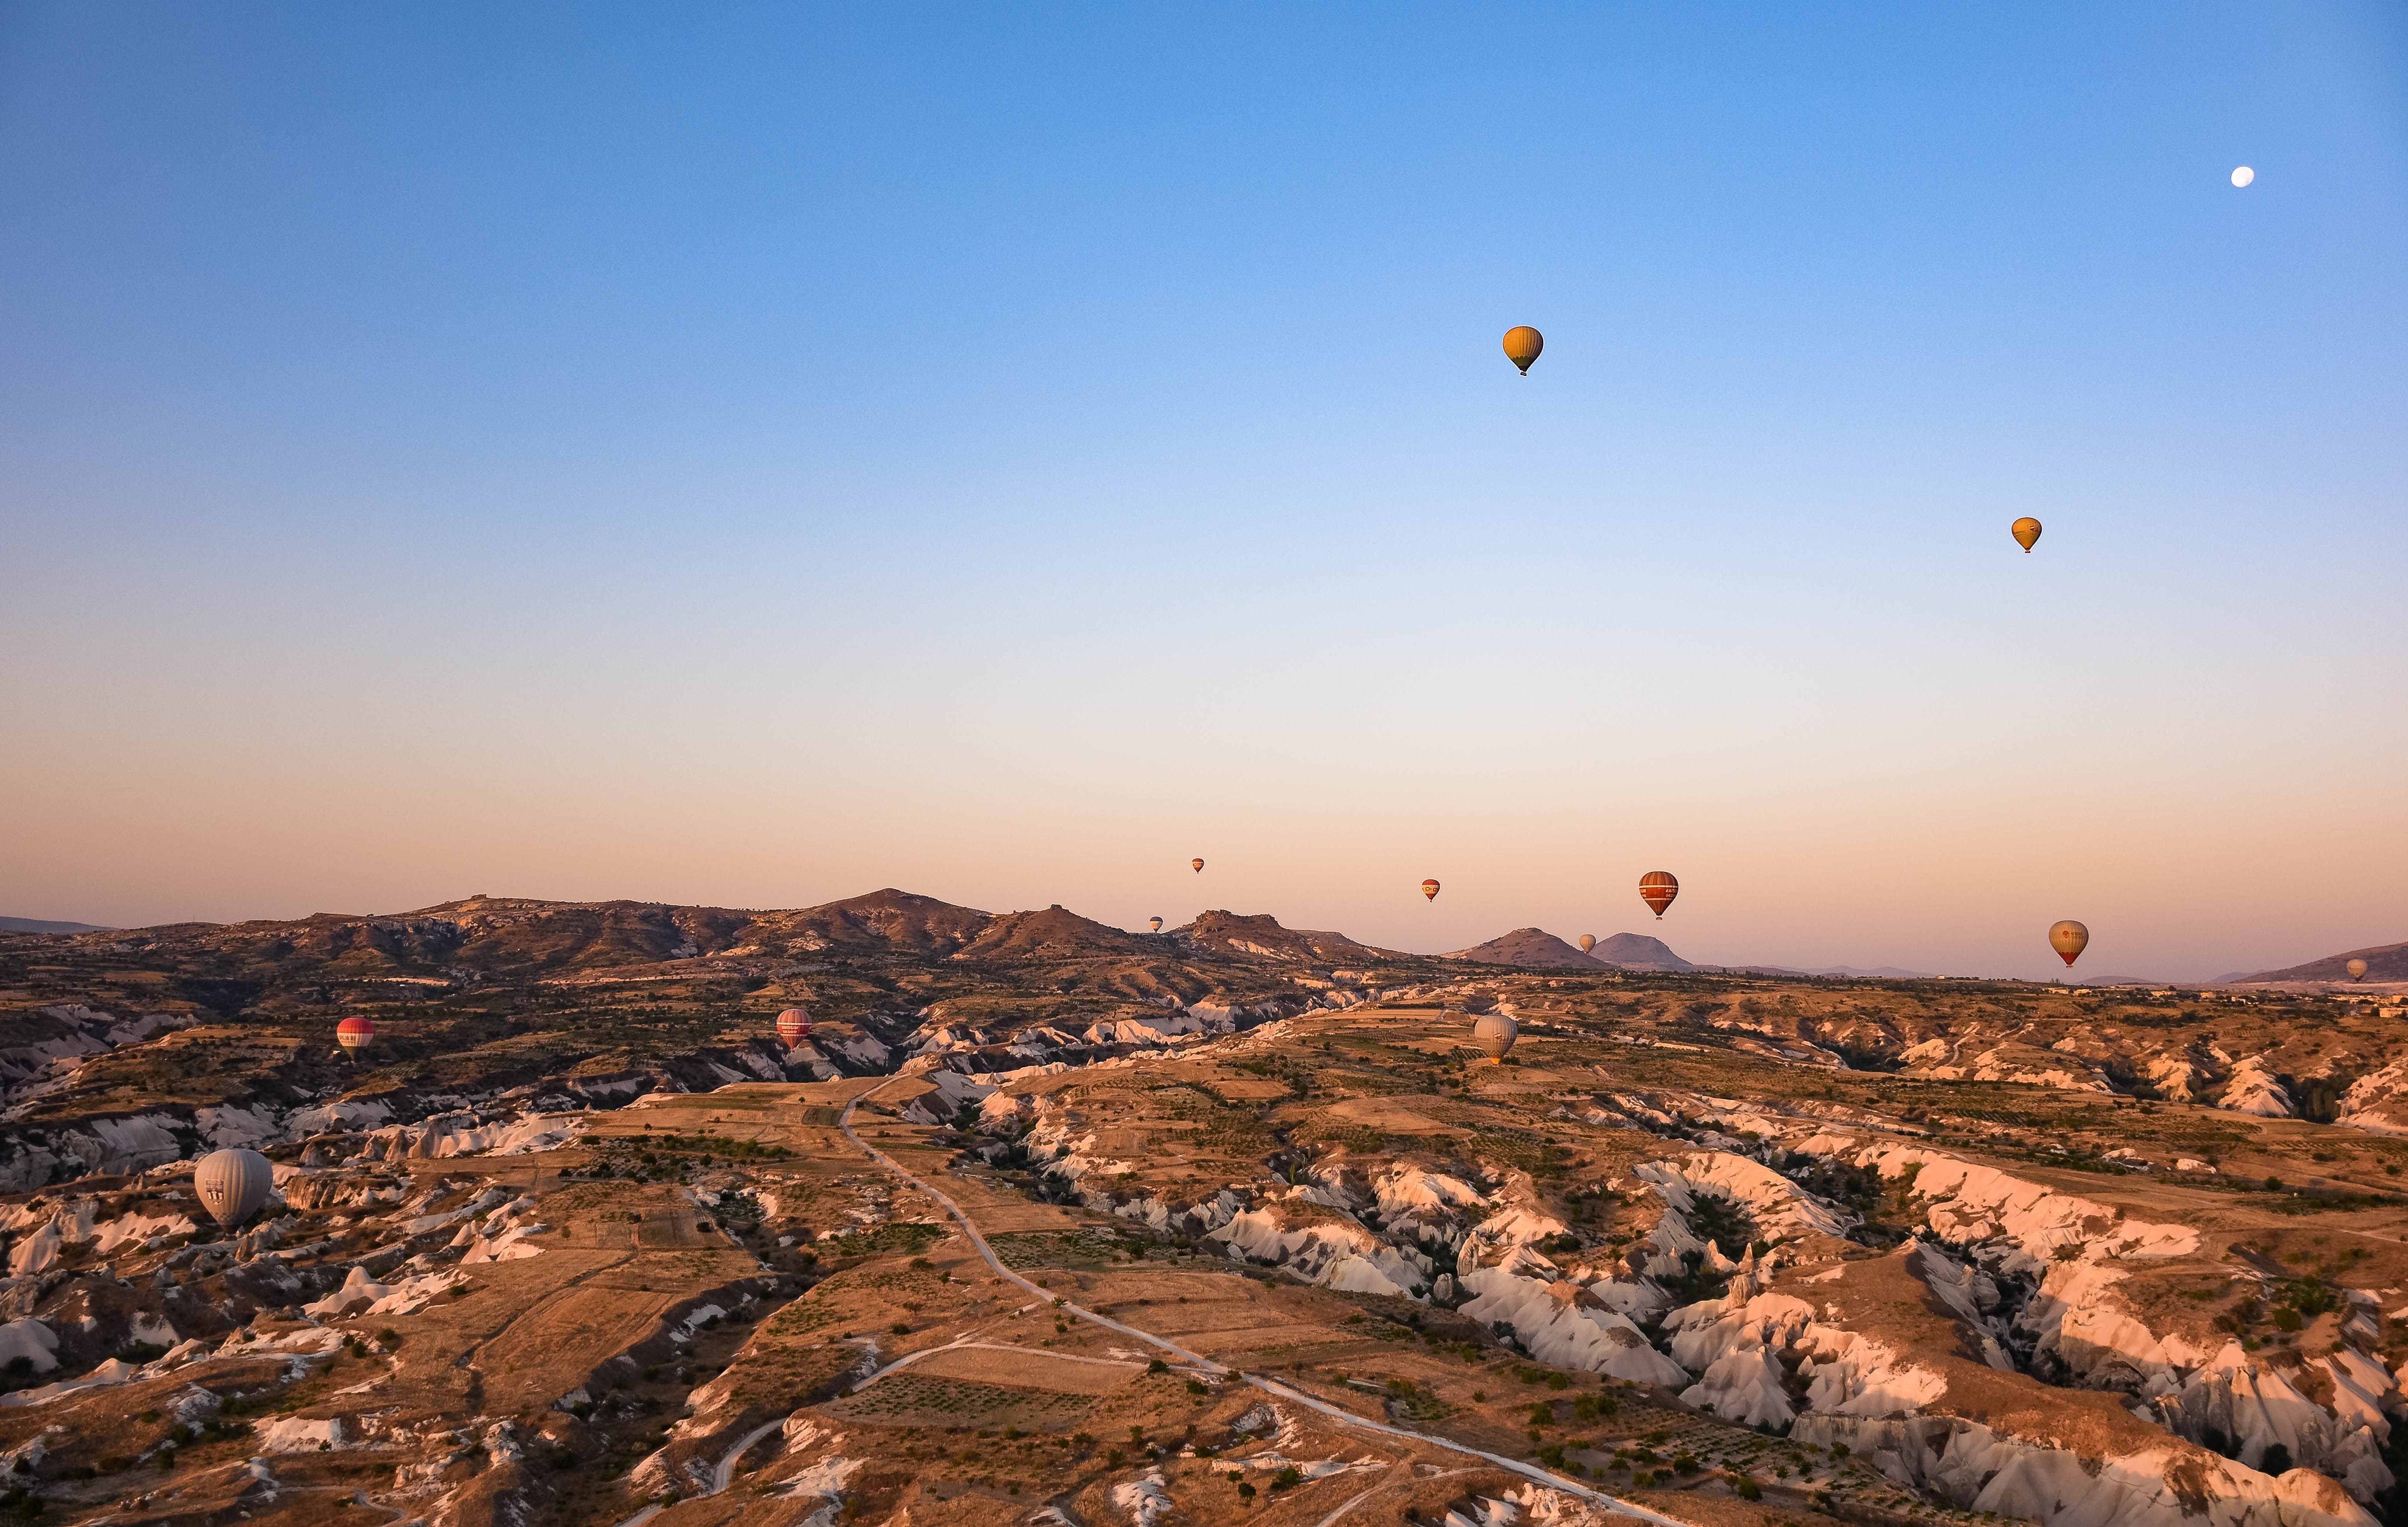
[[1421, 879, 1441, 901], [336, 1015, 374, 1054], [1502, 326, 1543, 375], [2048, 921, 2089, 967], [1638, 872, 1679, 920], [1149, 917, 1163, 932], [2011, 517, 2043, 552], [1191, 858, 1205, 874], [776, 1007, 813, 1045]]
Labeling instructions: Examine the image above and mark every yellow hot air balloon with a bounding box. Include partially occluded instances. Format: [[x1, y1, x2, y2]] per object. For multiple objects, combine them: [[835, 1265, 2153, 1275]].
[[1191, 858, 1205, 874], [2011, 518, 2043, 553], [1473, 1012, 1519, 1062], [1502, 326, 1543, 375], [2347, 958, 2369, 982], [2049, 920, 2089, 967], [1578, 934, 1596, 954], [1149, 917, 1163, 933]]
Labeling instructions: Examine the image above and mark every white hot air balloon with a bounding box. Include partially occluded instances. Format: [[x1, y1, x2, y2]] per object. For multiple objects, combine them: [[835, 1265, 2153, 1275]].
[[194, 1147, 275, 1230], [1473, 1011, 1519, 1063]]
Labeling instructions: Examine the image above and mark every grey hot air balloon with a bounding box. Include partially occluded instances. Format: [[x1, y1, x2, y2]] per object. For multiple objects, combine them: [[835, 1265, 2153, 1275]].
[[194, 1147, 274, 1230], [1578, 934, 1596, 954], [1473, 1011, 1519, 1063]]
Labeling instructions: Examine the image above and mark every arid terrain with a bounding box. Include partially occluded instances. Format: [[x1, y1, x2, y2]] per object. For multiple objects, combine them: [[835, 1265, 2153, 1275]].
[[4, 892, 2408, 1527]]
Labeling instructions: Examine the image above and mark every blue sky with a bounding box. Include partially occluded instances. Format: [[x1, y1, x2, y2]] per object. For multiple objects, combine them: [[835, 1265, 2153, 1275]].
[[3, 4, 2402, 979]]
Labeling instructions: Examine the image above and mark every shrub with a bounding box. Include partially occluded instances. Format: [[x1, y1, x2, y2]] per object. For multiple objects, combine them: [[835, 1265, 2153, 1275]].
[[2262, 1444, 2294, 1475], [1736, 1479, 1763, 1501]]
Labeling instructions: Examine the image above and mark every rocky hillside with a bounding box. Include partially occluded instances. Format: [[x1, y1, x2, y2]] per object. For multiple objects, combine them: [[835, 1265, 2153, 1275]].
[[1447, 927, 1609, 968], [5, 893, 2408, 1527], [1592, 931, 1695, 971], [2241, 940, 2408, 985]]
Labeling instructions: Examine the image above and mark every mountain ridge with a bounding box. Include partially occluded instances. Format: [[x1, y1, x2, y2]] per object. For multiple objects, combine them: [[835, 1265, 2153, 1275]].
[[2235, 938, 2408, 984], [0, 916, 112, 934]]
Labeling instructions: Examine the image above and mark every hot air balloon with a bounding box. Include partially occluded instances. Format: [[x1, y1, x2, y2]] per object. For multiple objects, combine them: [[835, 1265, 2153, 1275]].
[[1421, 879, 1441, 902], [1639, 872, 1679, 920], [776, 1007, 813, 1046], [1502, 326, 1543, 375], [2011, 518, 2043, 553], [194, 1148, 274, 1230], [1578, 934, 1596, 955], [1149, 917, 1163, 933], [2347, 958, 2369, 982], [1191, 859, 1205, 874], [2049, 920, 2089, 967], [336, 1015, 374, 1056], [1473, 1012, 1519, 1063]]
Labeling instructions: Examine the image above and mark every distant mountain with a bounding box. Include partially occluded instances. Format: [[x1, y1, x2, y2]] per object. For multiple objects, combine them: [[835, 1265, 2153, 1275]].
[[767, 888, 992, 952], [1445, 928, 1606, 969], [0, 916, 112, 934], [1589, 931, 1695, 972], [2232, 940, 2408, 984], [954, 904, 1153, 962], [1176, 911, 1397, 965]]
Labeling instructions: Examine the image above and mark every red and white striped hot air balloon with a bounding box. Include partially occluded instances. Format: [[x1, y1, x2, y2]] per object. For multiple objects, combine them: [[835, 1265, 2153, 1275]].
[[336, 1016, 374, 1055], [776, 1007, 813, 1046], [1638, 871, 1679, 920]]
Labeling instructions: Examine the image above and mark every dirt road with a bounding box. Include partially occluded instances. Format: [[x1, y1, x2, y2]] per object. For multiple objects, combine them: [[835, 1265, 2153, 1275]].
[[836, 1072, 1690, 1527]]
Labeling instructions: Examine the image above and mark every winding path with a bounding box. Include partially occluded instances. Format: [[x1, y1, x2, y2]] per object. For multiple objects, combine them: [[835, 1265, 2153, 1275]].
[[836, 1075, 1692, 1527]]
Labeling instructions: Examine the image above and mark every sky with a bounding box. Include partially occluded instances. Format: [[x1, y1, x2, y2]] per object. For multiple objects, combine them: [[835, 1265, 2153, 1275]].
[[2, 4, 2403, 981]]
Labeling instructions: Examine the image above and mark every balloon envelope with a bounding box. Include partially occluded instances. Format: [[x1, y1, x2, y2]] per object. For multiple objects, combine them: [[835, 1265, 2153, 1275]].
[[1639, 872, 1679, 919], [776, 1007, 813, 1045], [336, 1016, 374, 1051], [1191, 858, 1205, 873], [194, 1147, 274, 1230], [1502, 326, 1543, 375], [2011, 517, 2042, 552], [1421, 879, 1441, 901], [1473, 1012, 1519, 1062], [1578, 934, 1596, 954], [2347, 958, 2369, 981], [2049, 920, 2089, 967]]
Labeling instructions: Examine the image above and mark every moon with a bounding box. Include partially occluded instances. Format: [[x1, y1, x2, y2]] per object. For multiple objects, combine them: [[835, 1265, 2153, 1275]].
[[2231, 166, 2255, 187]]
